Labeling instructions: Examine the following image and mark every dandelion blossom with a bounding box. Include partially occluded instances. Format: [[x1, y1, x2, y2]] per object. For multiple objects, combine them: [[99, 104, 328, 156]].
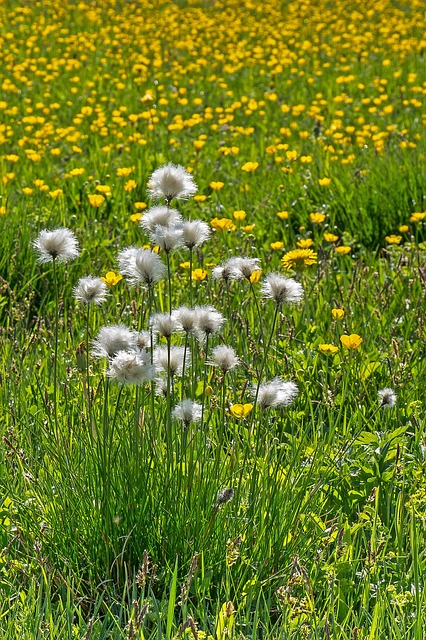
[[74, 276, 108, 306], [261, 273, 304, 306], [148, 163, 197, 202], [33, 228, 80, 263], [281, 248, 317, 271], [378, 388, 397, 408]]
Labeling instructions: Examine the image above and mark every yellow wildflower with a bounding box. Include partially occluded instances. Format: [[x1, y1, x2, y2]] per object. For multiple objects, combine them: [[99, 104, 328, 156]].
[[69, 168, 85, 177], [335, 246, 351, 255], [230, 403, 253, 418], [193, 140, 206, 151], [385, 235, 402, 244], [233, 210, 247, 221], [210, 181, 224, 191], [124, 179, 137, 192], [332, 308, 345, 320], [270, 241, 284, 250], [49, 189, 63, 198], [194, 195, 207, 202], [211, 218, 236, 231], [310, 212, 326, 224], [277, 211, 289, 220], [323, 233, 339, 242], [96, 185, 111, 195], [319, 344, 339, 355], [249, 269, 262, 284], [22, 187, 33, 195], [116, 167, 133, 177], [281, 248, 317, 270], [318, 177, 332, 186], [192, 269, 208, 281], [241, 161, 259, 172], [242, 224, 255, 232], [130, 213, 142, 222], [398, 225, 409, 233], [297, 238, 314, 249], [410, 212, 426, 223], [180, 262, 190, 269], [0, 205, 6, 215], [340, 334, 363, 349], [88, 194, 105, 207], [101, 272, 122, 286]]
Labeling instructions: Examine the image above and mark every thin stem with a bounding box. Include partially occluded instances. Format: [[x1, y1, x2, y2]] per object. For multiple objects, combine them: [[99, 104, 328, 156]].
[[189, 248, 193, 307], [52, 258, 59, 445], [166, 252, 172, 315], [200, 333, 210, 429]]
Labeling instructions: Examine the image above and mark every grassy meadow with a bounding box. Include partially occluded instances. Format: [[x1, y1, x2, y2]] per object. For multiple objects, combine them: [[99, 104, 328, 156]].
[[1, 0, 426, 637]]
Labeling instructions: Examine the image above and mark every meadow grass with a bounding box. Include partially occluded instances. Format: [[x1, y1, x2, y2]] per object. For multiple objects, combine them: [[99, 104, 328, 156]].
[[1, 0, 426, 638]]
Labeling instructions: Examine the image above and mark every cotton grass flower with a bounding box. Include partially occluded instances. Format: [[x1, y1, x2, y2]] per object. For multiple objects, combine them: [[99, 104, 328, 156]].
[[92, 324, 137, 358], [212, 257, 248, 282], [172, 400, 202, 427], [254, 378, 299, 409], [181, 219, 211, 249], [148, 163, 197, 202], [107, 350, 155, 385], [154, 345, 187, 377], [230, 257, 261, 280], [378, 388, 397, 408], [117, 246, 166, 287], [261, 273, 304, 306], [150, 224, 184, 253], [74, 276, 108, 305], [194, 305, 225, 338], [172, 306, 198, 334], [33, 228, 80, 263], [149, 312, 181, 339], [140, 206, 182, 233], [210, 345, 239, 372]]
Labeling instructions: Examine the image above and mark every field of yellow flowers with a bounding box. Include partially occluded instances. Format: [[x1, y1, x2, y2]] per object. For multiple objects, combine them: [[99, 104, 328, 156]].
[[1, 0, 425, 638]]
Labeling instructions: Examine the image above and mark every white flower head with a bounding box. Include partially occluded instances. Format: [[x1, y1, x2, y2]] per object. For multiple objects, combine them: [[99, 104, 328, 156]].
[[117, 246, 166, 287], [33, 228, 80, 264], [91, 324, 136, 358], [173, 400, 202, 427], [154, 345, 188, 377], [148, 163, 197, 202], [181, 219, 211, 250], [135, 330, 151, 350], [149, 312, 181, 339], [378, 388, 397, 408], [107, 350, 155, 385], [194, 305, 225, 338], [212, 257, 244, 282], [74, 276, 108, 306], [150, 223, 184, 253], [229, 257, 261, 280], [172, 306, 198, 334], [140, 206, 182, 233], [254, 378, 299, 409], [210, 345, 239, 372], [261, 273, 304, 306]]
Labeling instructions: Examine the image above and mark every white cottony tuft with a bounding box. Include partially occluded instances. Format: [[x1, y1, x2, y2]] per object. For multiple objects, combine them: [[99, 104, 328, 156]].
[[378, 388, 397, 408], [107, 350, 155, 385], [261, 272, 304, 306], [150, 223, 184, 253], [91, 324, 137, 358], [253, 378, 299, 409], [181, 219, 211, 250], [149, 312, 182, 339], [172, 306, 198, 334], [140, 206, 182, 233], [154, 345, 187, 377], [210, 345, 239, 372], [117, 246, 166, 287], [194, 305, 225, 338], [33, 228, 80, 264], [147, 163, 197, 201], [74, 276, 108, 306], [173, 400, 202, 426]]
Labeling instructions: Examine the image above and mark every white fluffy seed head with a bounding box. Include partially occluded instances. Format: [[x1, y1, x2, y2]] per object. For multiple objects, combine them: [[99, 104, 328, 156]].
[[229, 257, 261, 280], [154, 345, 187, 376], [91, 324, 136, 358], [150, 223, 184, 253], [149, 312, 181, 338], [173, 400, 202, 426], [147, 163, 197, 201], [140, 206, 182, 233], [181, 219, 211, 250], [194, 305, 225, 337], [254, 378, 299, 409], [211, 345, 239, 372], [117, 246, 166, 287], [74, 276, 108, 305], [261, 272, 304, 306], [107, 350, 156, 385], [172, 306, 198, 333], [33, 228, 80, 264], [378, 388, 397, 408]]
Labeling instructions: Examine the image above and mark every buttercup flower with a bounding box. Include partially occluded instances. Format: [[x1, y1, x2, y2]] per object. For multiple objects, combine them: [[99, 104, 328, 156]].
[[319, 344, 339, 355], [148, 163, 197, 202], [230, 404, 253, 418], [340, 334, 363, 349], [33, 228, 80, 264], [331, 308, 345, 320], [74, 276, 108, 305], [101, 271, 123, 286]]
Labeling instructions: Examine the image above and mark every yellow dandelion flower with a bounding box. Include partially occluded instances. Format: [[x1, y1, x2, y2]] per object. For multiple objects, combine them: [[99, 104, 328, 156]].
[[285, 150, 298, 161], [230, 403, 253, 418], [193, 140, 206, 151], [69, 168, 85, 177], [101, 271, 122, 286], [281, 248, 318, 270], [210, 181, 224, 191], [410, 212, 426, 223], [277, 211, 289, 219], [124, 179, 137, 192], [270, 241, 284, 250], [96, 185, 111, 195], [241, 161, 259, 172], [340, 334, 362, 349], [233, 210, 247, 221], [318, 177, 332, 186], [134, 202, 147, 211], [335, 246, 351, 255], [319, 344, 339, 355], [297, 238, 314, 249], [180, 262, 190, 269], [194, 195, 207, 202], [88, 194, 105, 207], [310, 212, 326, 224], [192, 268, 208, 281], [130, 213, 142, 222], [332, 308, 345, 320], [323, 233, 339, 242], [5, 154, 18, 163], [398, 225, 409, 233], [211, 218, 236, 231], [249, 269, 262, 284], [385, 235, 402, 244]]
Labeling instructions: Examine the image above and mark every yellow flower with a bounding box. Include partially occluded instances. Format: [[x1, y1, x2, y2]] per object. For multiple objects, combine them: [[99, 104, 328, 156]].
[[285, 150, 298, 161], [69, 167, 85, 177], [192, 268, 208, 281], [194, 195, 207, 202], [318, 177, 332, 186], [130, 213, 142, 222], [22, 187, 33, 195], [116, 167, 133, 177], [319, 344, 339, 355], [410, 212, 426, 223], [233, 210, 247, 221], [124, 179, 137, 192], [281, 248, 317, 270], [310, 212, 326, 224], [398, 225, 409, 233], [49, 189, 63, 198], [277, 211, 289, 220], [242, 224, 255, 232], [323, 233, 339, 242], [241, 161, 259, 172], [385, 235, 402, 244], [270, 241, 284, 250], [193, 140, 206, 151], [180, 262, 190, 269], [101, 271, 122, 286], [5, 154, 18, 162], [134, 202, 147, 210], [211, 218, 236, 231], [96, 185, 111, 195], [335, 246, 351, 255], [210, 181, 224, 191], [297, 238, 314, 249], [88, 194, 105, 207], [0, 205, 6, 215], [230, 403, 253, 418], [340, 334, 363, 349], [332, 308, 345, 320], [249, 269, 262, 284]]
